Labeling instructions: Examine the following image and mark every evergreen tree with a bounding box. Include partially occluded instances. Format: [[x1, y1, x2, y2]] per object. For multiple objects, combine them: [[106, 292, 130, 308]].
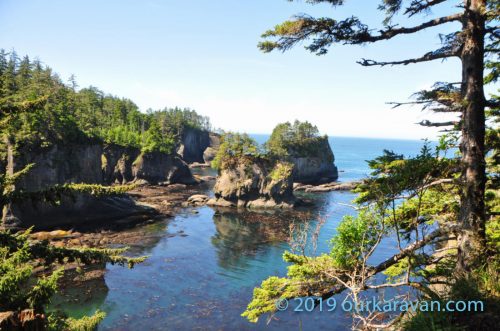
[[257, 0, 497, 277]]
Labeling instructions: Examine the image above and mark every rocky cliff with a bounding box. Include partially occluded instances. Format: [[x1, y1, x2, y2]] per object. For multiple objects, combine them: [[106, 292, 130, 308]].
[[207, 159, 296, 209], [102, 144, 195, 185], [4, 142, 195, 229], [102, 144, 140, 184], [289, 137, 338, 184], [203, 133, 221, 164], [131, 151, 196, 185], [176, 127, 210, 164]]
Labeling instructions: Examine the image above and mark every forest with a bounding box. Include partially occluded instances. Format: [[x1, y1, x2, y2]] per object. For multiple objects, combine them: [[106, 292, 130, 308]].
[[0, 49, 211, 156]]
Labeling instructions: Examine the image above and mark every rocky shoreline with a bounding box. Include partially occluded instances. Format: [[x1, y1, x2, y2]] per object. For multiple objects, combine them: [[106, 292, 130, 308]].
[[29, 177, 360, 248], [293, 180, 361, 193], [29, 178, 215, 248]]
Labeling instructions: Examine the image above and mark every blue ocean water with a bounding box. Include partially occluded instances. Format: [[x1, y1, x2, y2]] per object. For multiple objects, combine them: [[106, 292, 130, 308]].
[[55, 136, 432, 330], [252, 134, 432, 182]]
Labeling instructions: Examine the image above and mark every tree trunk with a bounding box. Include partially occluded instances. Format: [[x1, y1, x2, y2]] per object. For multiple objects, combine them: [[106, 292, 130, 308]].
[[457, 0, 487, 274], [1, 135, 16, 227]]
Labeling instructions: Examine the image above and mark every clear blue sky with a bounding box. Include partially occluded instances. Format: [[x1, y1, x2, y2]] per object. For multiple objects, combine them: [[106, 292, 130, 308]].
[[0, 0, 469, 139]]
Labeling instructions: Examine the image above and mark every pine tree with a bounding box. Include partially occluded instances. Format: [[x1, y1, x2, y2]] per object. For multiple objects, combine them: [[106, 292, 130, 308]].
[[257, 0, 498, 274]]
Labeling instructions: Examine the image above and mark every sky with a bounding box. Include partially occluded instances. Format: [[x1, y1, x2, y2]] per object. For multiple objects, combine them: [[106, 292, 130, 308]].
[[0, 0, 472, 139]]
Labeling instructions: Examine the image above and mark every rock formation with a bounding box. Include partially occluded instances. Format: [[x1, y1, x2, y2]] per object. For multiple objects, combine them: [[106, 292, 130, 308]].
[[207, 159, 296, 209], [131, 151, 196, 185], [288, 136, 338, 184], [5, 142, 195, 229], [176, 127, 210, 163], [102, 144, 140, 184], [203, 133, 221, 164]]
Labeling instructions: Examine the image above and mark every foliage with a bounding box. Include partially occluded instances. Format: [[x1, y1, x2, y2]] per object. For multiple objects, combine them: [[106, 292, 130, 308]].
[[64, 310, 107, 331], [243, 141, 476, 327], [0, 166, 146, 329], [0, 50, 211, 154], [141, 120, 175, 154], [0, 228, 145, 328], [266, 120, 331, 160], [211, 132, 262, 170], [329, 210, 381, 270], [269, 162, 294, 182]]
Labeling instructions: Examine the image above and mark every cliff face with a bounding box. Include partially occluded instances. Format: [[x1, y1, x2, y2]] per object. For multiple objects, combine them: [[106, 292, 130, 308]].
[[102, 144, 140, 184], [15, 143, 103, 191], [5, 142, 195, 229], [131, 151, 196, 185], [289, 137, 338, 184], [102, 145, 195, 185], [177, 128, 210, 164], [208, 159, 296, 209], [203, 133, 221, 164]]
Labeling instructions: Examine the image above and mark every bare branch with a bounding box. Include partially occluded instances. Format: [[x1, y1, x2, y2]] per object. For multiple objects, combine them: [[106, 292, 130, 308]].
[[357, 49, 458, 67], [417, 120, 459, 127], [486, 99, 500, 108]]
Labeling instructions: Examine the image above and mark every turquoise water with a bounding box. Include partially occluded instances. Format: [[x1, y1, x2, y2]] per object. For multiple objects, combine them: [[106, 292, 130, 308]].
[[59, 137, 431, 330]]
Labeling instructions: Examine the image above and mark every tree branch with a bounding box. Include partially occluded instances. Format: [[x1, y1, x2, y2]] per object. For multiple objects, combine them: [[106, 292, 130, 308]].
[[361, 13, 464, 43], [405, 0, 447, 17], [318, 226, 450, 302], [417, 120, 459, 127], [259, 13, 464, 54], [357, 49, 458, 67]]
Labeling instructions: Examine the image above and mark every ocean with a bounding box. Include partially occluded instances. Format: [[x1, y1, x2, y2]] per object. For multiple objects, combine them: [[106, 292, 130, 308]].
[[54, 136, 432, 330]]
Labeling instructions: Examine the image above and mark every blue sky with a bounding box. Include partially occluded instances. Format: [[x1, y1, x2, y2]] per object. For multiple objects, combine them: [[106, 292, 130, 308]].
[[0, 0, 468, 139]]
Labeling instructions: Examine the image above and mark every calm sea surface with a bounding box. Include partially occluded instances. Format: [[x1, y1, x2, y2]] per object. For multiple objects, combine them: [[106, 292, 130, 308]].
[[56, 136, 432, 330]]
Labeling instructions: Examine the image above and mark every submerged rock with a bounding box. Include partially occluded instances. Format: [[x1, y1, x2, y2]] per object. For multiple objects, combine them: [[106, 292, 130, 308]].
[[186, 194, 210, 206], [294, 180, 361, 193], [207, 159, 296, 209]]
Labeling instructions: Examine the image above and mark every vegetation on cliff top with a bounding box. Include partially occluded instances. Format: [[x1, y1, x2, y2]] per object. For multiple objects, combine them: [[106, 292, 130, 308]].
[[266, 120, 332, 162], [211, 132, 295, 186], [211, 132, 263, 170], [0, 50, 211, 155], [212, 120, 333, 172]]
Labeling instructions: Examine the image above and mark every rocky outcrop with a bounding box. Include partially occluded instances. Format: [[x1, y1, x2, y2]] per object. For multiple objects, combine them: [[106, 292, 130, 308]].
[[186, 194, 210, 206], [207, 159, 296, 209], [203, 147, 217, 164], [4, 142, 195, 229], [102, 144, 140, 184], [14, 143, 103, 191], [177, 127, 210, 163], [9, 194, 156, 230], [0, 309, 45, 331], [175, 128, 221, 165], [203, 133, 221, 164], [132, 152, 196, 185], [294, 180, 360, 193], [289, 137, 338, 184], [102, 145, 196, 185]]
